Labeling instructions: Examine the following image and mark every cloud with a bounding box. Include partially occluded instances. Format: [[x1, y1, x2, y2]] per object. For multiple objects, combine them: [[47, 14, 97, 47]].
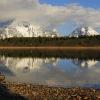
[[0, 0, 100, 30]]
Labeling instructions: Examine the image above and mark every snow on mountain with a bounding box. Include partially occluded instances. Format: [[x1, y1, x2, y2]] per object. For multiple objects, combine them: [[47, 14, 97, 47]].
[[69, 26, 99, 37], [0, 21, 58, 39]]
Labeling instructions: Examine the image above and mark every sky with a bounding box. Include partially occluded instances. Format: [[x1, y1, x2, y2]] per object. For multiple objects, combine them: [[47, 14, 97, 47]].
[[0, 0, 100, 36], [40, 0, 100, 8], [40, 0, 100, 35]]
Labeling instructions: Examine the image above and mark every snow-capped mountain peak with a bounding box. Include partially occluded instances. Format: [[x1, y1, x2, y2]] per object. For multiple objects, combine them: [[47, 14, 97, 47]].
[[0, 21, 58, 39], [69, 26, 99, 37]]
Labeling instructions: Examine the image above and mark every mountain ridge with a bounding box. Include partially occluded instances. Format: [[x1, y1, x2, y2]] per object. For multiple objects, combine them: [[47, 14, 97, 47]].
[[69, 26, 99, 37], [0, 21, 58, 39]]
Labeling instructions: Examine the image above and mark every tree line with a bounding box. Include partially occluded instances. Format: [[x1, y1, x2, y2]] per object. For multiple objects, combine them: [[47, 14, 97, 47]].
[[0, 35, 100, 46]]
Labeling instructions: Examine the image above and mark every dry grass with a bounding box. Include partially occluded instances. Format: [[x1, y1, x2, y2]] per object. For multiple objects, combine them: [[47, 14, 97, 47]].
[[0, 46, 99, 50]]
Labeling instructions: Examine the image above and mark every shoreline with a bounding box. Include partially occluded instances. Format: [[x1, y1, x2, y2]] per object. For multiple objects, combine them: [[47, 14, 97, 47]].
[[0, 46, 99, 50], [1, 81, 100, 100], [0, 75, 100, 99]]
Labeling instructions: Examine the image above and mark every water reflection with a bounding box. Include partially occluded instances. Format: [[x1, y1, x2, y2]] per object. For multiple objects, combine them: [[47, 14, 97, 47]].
[[72, 59, 98, 68], [2, 57, 58, 72], [0, 56, 100, 88]]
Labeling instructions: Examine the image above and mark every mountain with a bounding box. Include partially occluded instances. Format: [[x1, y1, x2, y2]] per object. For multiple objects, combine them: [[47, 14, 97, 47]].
[[69, 26, 99, 37], [0, 21, 58, 39], [0, 19, 14, 28]]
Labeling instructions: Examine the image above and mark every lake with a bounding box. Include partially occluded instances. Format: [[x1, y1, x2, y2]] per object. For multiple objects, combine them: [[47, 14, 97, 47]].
[[0, 50, 100, 88]]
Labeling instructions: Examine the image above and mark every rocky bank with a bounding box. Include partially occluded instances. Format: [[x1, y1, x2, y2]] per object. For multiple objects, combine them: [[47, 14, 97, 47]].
[[0, 74, 100, 100]]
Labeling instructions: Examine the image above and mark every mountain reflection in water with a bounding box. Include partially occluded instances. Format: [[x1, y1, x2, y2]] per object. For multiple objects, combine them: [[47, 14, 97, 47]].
[[0, 56, 100, 88], [72, 59, 97, 68]]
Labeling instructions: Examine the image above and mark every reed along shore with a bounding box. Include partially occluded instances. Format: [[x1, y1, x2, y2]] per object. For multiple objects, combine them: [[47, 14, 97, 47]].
[[0, 46, 99, 50]]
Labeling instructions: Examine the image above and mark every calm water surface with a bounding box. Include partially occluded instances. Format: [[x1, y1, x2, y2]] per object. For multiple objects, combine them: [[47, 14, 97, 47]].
[[0, 54, 100, 88]]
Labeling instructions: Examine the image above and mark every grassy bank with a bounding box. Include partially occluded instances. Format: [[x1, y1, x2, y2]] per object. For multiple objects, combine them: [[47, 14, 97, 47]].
[[0, 46, 100, 50]]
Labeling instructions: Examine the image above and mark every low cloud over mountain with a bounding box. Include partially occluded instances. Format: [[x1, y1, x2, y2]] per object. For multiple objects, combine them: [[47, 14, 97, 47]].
[[0, 0, 100, 30]]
